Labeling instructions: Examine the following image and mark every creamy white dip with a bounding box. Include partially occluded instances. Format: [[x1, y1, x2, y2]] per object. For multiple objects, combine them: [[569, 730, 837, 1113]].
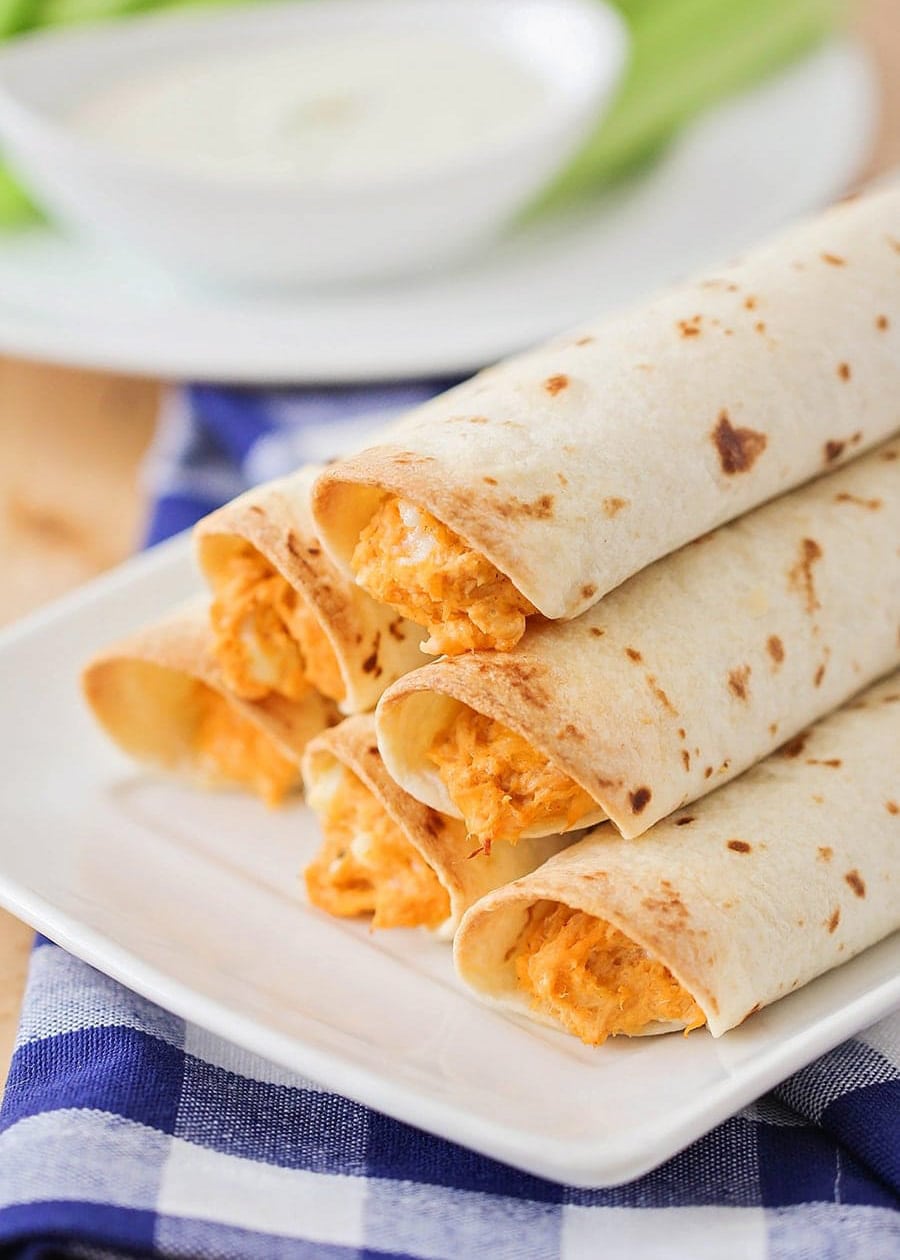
[[68, 34, 546, 184]]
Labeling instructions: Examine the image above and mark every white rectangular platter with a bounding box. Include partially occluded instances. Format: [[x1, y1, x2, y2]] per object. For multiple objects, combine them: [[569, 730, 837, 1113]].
[[0, 534, 897, 1187]]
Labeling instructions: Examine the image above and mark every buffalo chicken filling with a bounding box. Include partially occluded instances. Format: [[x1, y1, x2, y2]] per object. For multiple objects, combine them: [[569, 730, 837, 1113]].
[[515, 903, 705, 1045], [193, 687, 298, 806], [351, 496, 535, 654], [428, 710, 597, 853], [211, 544, 345, 704], [305, 765, 450, 930]]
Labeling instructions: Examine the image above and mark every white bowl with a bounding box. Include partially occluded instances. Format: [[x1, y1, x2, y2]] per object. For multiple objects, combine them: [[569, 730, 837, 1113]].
[[0, 0, 627, 288]]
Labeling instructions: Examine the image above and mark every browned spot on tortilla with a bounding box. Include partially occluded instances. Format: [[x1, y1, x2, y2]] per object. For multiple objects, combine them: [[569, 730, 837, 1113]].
[[827, 908, 841, 934], [837, 362, 851, 381], [704, 766, 713, 779], [574, 335, 594, 347], [818, 846, 833, 862], [642, 884, 688, 918], [589, 627, 605, 638], [824, 439, 845, 463], [361, 631, 382, 677], [766, 635, 784, 665], [728, 665, 751, 701], [625, 648, 642, 662], [544, 374, 569, 396], [876, 314, 890, 331], [629, 786, 652, 814], [483, 476, 498, 486], [647, 675, 678, 715], [886, 800, 899, 815], [727, 839, 751, 854], [390, 451, 434, 466], [769, 722, 779, 736], [780, 731, 809, 758], [887, 236, 900, 254], [285, 530, 301, 558], [681, 750, 691, 771], [788, 538, 823, 613], [814, 662, 826, 687], [806, 757, 842, 768], [712, 411, 767, 475], [677, 315, 702, 337], [557, 472, 568, 487], [387, 618, 406, 642], [603, 497, 628, 517], [812, 793, 824, 804], [557, 724, 586, 743], [755, 321, 767, 335], [581, 584, 597, 600], [675, 816, 695, 826], [744, 296, 758, 310], [884, 693, 900, 704], [467, 416, 489, 424], [821, 252, 846, 266], [835, 491, 882, 510], [845, 870, 866, 898], [500, 493, 556, 521], [677, 728, 686, 739], [423, 810, 446, 838]]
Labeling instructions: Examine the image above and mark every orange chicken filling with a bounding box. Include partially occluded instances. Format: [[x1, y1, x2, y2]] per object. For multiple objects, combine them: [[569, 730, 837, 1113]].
[[193, 688, 298, 807], [428, 710, 597, 853], [305, 765, 450, 930], [351, 496, 535, 654], [515, 904, 705, 1046], [211, 544, 345, 704]]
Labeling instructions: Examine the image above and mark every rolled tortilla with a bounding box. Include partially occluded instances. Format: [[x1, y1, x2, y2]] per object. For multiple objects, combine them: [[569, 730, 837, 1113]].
[[454, 671, 900, 1043], [194, 465, 425, 715], [302, 714, 572, 936], [376, 439, 900, 844], [83, 600, 338, 804], [312, 184, 900, 654]]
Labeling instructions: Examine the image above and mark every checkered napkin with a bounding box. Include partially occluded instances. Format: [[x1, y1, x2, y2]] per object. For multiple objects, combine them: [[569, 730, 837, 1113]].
[[0, 384, 897, 1258]]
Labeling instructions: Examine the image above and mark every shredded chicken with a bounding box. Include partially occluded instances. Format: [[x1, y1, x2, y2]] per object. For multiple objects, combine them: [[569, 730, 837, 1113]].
[[210, 543, 345, 704], [193, 688, 298, 807], [351, 496, 535, 654], [515, 903, 706, 1045], [428, 710, 597, 852], [305, 765, 450, 930]]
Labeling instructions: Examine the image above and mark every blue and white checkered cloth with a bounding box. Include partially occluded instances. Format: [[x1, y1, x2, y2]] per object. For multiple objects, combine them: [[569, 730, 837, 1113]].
[[0, 384, 897, 1258]]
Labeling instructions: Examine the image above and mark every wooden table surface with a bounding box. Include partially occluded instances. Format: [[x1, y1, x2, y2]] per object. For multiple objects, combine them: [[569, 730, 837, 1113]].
[[0, 0, 897, 1092]]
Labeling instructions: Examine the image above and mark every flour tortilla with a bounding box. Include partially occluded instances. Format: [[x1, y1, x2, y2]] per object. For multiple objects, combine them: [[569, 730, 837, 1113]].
[[376, 440, 900, 839], [313, 184, 900, 624], [302, 714, 572, 937], [83, 600, 336, 789], [195, 465, 425, 714], [454, 672, 900, 1038]]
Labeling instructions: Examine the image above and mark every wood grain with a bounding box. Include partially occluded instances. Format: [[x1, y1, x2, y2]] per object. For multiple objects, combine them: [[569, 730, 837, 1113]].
[[0, 360, 158, 1085], [0, 0, 896, 1092]]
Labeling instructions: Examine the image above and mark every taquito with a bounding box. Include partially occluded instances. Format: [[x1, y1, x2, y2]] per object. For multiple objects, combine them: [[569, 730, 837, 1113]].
[[376, 440, 900, 846], [84, 601, 337, 804], [454, 671, 900, 1044], [195, 465, 425, 715], [312, 184, 900, 654], [302, 715, 570, 936]]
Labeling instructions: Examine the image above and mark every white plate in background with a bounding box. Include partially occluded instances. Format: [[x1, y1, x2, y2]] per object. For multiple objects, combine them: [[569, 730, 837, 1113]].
[[0, 534, 896, 1188], [0, 41, 877, 383]]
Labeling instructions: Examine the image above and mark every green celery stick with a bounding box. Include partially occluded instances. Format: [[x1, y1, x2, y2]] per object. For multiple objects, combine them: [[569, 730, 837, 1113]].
[[542, 0, 846, 207]]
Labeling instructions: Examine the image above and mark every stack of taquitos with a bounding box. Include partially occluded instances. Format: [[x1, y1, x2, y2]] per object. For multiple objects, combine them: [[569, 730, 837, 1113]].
[[82, 185, 900, 1004]]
